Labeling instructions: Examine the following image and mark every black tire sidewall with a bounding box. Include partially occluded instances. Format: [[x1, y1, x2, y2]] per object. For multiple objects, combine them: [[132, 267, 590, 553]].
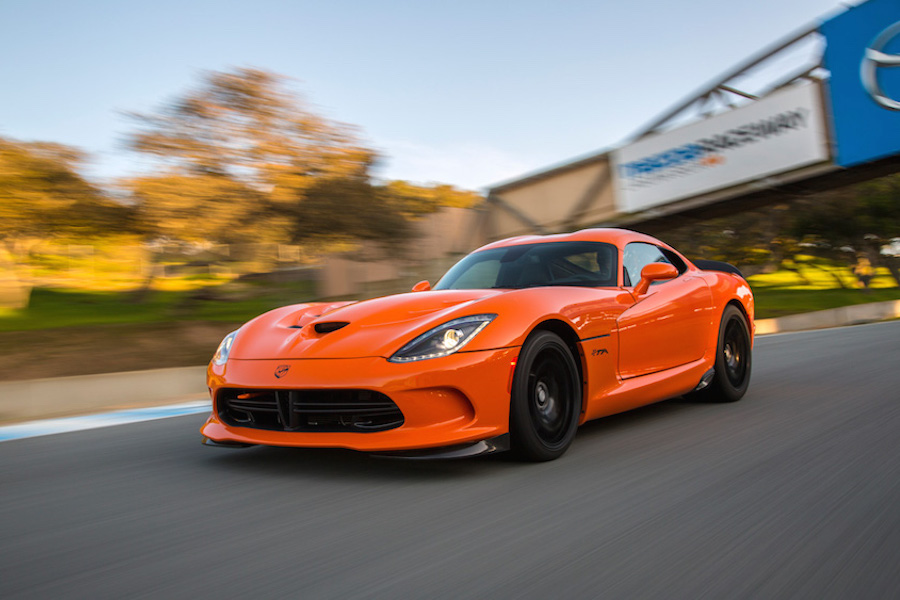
[[710, 305, 752, 402], [510, 330, 581, 461]]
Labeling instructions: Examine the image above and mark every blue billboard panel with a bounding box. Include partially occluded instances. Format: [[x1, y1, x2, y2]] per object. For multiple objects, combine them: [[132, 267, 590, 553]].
[[822, 0, 900, 167]]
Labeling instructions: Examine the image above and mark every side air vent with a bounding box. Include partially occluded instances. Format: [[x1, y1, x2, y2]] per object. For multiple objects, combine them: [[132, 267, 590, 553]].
[[314, 321, 349, 334]]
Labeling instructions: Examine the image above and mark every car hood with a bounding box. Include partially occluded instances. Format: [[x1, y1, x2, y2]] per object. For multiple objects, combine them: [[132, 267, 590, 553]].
[[229, 289, 505, 360]]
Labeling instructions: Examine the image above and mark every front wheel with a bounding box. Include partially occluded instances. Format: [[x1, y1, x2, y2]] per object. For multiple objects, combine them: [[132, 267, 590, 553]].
[[693, 304, 752, 403], [510, 331, 581, 461]]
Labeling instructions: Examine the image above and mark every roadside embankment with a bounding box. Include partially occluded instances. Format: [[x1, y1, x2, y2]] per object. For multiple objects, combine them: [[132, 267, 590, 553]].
[[754, 298, 900, 334], [0, 366, 207, 423]]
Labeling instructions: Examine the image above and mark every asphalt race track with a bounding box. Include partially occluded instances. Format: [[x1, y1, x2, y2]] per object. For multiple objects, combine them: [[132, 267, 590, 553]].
[[2, 321, 899, 599]]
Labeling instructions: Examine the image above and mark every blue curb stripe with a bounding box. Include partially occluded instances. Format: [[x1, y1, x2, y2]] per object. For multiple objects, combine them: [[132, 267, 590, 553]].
[[0, 401, 211, 442]]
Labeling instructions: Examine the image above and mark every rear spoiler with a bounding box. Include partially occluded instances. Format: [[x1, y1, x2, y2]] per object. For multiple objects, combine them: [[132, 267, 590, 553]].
[[692, 259, 744, 278]]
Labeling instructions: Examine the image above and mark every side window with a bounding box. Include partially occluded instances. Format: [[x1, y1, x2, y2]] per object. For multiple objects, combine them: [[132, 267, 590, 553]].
[[623, 243, 672, 287], [546, 248, 616, 286], [660, 248, 688, 274]]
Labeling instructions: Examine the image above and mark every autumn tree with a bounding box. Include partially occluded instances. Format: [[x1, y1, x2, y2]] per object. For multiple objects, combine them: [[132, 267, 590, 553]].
[[0, 137, 129, 305], [127, 174, 271, 244], [0, 137, 132, 260], [0, 139, 118, 249], [124, 67, 403, 247], [381, 181, 481, 219]]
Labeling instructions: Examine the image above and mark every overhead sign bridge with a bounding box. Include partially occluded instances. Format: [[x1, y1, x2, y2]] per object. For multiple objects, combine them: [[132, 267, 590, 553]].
[[481, 0, 900, 240]]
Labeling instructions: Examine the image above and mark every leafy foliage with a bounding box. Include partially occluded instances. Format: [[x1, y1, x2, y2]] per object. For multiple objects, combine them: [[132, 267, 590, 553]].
[[124, 67, 387, 246], [123, 67, 483, 250], [382, 181, 481, 218], [127, 174, 272, 244], [661, 173, 900, 288], [790, 175, 900, 287], [0, 138, 125, 245], [127, 68, 374, 186]]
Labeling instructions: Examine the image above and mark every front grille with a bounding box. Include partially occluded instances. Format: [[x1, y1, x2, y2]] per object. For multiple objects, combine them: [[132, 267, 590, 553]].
[[217, 388, 404, 433]]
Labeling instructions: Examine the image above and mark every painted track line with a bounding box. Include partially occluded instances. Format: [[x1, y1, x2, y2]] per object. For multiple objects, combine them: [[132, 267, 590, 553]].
[[0, 401, 210, 442]]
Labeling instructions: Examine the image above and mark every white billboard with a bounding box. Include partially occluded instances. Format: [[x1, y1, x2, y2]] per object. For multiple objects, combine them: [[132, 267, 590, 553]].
[[612, 82, 829, 213]]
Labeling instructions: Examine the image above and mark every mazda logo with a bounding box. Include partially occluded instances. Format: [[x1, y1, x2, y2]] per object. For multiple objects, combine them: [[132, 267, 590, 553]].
[[274, 364, 290, 378], [861, 20, 900, 111]]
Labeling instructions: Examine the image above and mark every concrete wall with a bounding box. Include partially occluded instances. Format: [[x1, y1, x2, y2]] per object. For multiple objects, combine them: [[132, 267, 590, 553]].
[[317, 207, 480, 298], [754, 299, 900, 335]]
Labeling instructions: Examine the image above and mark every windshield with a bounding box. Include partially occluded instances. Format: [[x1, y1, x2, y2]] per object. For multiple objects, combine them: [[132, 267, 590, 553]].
[[434, 241, 618, 290]]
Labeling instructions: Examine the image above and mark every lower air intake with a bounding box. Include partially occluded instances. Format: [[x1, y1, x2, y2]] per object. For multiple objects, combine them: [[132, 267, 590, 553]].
[[217, 388, 404, 433]]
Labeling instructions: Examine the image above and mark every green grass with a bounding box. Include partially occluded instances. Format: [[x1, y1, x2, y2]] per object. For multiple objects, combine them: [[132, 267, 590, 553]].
[[0, 281, 316, 332], [2, 257, 899, 330], [751, 286, 900, 319], [746, 256, 900, 319]]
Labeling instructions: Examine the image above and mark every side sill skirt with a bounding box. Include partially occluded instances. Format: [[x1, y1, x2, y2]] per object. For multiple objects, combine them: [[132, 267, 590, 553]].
[[693, 368, 716, 391]]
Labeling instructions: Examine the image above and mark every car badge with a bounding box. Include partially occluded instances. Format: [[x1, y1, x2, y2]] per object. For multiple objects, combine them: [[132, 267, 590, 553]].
[[274, 364, 290, 378], [861, 20, 900, 112]]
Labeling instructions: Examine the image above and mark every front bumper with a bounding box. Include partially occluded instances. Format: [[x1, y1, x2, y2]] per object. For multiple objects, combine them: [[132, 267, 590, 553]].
[[200, 347, 518, 452]]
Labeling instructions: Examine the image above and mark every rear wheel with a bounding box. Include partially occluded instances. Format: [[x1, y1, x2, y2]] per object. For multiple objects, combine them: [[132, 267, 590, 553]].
[[510, 331, 581, 461], [693, 304, 752, 403]]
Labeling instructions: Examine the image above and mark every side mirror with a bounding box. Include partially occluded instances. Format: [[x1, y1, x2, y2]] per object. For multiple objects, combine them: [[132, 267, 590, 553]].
[[634, 263, 677, 296], [411, 280, 432, 292]]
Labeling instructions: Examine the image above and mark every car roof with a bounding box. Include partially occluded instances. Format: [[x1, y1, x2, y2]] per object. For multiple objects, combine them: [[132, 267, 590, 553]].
[[474, 228, 666, 253]]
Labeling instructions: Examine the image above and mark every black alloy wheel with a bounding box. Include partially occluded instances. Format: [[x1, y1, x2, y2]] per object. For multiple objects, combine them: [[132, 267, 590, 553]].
[[510, 330, 581, 461], [693, 304, 752, 403], [722, 317, 749, 388]]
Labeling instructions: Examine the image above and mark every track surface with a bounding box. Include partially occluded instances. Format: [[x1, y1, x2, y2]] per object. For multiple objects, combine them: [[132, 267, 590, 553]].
[[2, 322, 899, 599]]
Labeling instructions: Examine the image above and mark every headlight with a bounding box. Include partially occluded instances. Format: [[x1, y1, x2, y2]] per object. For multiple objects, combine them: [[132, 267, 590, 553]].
[[212, 330, 239, 366], [389, 314, 497, 363]]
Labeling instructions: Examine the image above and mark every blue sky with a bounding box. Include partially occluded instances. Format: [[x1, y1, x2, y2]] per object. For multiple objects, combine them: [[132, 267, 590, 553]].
[[0, 0, 850, 190]]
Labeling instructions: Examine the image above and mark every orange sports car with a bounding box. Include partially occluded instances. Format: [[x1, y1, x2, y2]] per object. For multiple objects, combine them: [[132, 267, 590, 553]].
[[201, 228, 754, 461]]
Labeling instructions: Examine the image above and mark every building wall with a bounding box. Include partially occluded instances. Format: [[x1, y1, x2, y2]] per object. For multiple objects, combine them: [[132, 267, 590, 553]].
[[317, 206, 480, 298]]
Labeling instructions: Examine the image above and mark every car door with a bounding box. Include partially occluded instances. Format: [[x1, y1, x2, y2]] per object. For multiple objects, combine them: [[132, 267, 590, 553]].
[[616, 242, 714, 379]]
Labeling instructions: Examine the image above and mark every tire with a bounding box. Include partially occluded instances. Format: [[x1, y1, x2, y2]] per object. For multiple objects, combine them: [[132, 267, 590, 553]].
[[693, 304, 752, 403], [510, 330, 582, 461]]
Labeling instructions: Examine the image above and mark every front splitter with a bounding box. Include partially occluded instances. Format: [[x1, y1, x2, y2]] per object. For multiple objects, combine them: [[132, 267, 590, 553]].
[[200, 433, 512, 460], [372, 434, 510, 460]]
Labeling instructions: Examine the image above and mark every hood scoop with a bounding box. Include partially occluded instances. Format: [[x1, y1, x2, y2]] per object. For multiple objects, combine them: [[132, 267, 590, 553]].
[[314, 321, 350, 334]]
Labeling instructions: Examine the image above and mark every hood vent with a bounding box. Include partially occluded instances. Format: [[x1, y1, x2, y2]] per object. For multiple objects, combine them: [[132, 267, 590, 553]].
[[314, 321, 349, 334]]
